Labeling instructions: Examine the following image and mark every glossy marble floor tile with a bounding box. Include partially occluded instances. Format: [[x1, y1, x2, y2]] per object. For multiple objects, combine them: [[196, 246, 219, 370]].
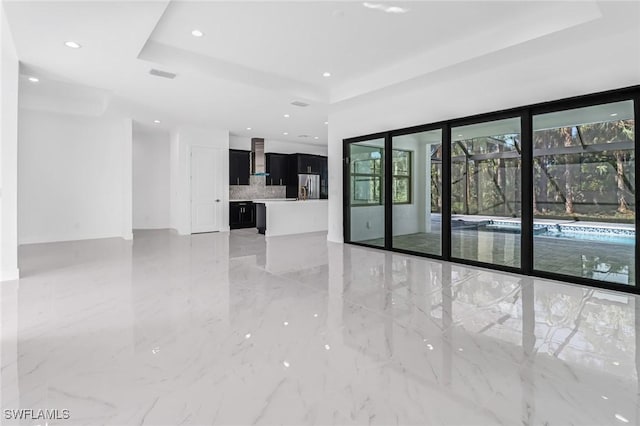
[[1, 229, 639, 425]]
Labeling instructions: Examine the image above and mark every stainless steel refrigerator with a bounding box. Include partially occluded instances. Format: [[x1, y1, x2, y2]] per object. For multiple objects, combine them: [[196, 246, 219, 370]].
[[298, 174, 320, 199]]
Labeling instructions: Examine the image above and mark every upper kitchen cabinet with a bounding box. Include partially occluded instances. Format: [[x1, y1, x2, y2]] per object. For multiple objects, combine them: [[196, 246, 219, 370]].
[[229, 149, 250, 185], [292, 154, 323, 174], [265, 153, 288, 186], [285, 154, 328, 198], [302, 155, 320, 174]]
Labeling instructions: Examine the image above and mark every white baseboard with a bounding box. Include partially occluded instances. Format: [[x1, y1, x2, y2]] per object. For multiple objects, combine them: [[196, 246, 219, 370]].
[[19, 233, 131, 245], [0, 268, 20, 282]]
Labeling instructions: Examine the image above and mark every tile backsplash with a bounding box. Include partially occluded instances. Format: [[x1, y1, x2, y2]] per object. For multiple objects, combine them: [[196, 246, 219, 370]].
[[229, 176, 287, 200]]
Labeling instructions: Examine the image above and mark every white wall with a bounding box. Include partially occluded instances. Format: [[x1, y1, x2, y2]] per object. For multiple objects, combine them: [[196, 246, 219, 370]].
[[328, 4, 640, 243], [18, 109, 133, 244], [133, 123, 170, 229], [170, 126, 229, 235], [229, 135, 328, 156], [0, 5, 19, 280]]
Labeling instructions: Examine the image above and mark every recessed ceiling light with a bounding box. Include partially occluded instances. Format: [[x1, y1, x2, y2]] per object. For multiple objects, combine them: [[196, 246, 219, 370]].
[[324, 121, 328, 125], [283, 132, 288, 135], [610, 113, 618, 117], [28, 77, 39, 83], [457, 134, 463, 137], [246, 127, 252, 130], [283, 114, 290, 118], [153, 120, 161, 124], [386, 6, 408, 13], [191, 29, 204, 37], [314, 136, 319, 140], [322, 72, 331, 77], [64, 41, 81, 49]]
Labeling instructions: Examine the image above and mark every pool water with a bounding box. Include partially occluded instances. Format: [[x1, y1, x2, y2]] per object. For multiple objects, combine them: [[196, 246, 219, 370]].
[[482, 221, 636, 246], [535, 230, 635, 246]]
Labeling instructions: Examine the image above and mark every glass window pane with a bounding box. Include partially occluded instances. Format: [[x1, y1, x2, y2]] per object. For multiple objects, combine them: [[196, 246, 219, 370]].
[[353, 176, 381, 204], [392, 177, 410, 203], [532, 100, 635, 285], [392, 129, 442, 256], [392, 150, 411, 176], [349, 139, 385, 247], [451, 117, 522, 267]]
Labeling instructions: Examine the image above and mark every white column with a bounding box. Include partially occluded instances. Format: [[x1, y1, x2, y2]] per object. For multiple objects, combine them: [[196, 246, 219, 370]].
[[0, 5, 20, 281], [327, 121, 344, 243], [122, 118, 133, 240]]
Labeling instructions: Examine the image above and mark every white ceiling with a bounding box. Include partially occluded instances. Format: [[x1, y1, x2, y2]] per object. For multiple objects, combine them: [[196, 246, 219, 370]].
[[3, 0, 627, 145]]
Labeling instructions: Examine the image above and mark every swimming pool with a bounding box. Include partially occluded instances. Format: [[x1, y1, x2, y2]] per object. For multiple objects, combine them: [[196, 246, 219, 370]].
[[535, 229, 635, 245], [484, 220, 636, 246]]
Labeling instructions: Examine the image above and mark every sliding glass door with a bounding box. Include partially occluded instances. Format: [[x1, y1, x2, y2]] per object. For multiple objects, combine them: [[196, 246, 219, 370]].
[[450, 117, 522, 268], [347, 138, 386, 247], [532, 100, 636, 285], [392, 129, 443, 256], [343, 87, 638, 292]]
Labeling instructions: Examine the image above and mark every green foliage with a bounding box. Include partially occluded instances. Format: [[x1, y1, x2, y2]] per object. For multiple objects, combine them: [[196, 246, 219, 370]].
[[354, 116, 635, 222]]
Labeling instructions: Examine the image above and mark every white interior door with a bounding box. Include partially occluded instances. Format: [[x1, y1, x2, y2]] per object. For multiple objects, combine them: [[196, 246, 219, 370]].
[[191, 146, 223, 233]]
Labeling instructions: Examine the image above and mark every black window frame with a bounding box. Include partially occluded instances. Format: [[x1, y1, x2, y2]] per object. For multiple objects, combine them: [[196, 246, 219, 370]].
[[343, 84, 640, 295], [348, 145, 413, 207]]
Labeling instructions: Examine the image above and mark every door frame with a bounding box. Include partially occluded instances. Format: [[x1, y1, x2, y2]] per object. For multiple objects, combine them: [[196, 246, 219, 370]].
[[190, 145, 224, 234]]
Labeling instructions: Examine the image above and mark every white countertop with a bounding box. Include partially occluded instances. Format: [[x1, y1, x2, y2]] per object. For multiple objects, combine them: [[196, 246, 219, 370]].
[[261, 199, 328, 204]]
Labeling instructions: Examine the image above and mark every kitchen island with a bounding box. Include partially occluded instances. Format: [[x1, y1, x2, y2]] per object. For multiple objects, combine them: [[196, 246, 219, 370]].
[[256, 199, 328, 237]]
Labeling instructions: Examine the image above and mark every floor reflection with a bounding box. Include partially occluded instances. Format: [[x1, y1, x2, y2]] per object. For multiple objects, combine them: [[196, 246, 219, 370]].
[[1, 229, 638, 425]]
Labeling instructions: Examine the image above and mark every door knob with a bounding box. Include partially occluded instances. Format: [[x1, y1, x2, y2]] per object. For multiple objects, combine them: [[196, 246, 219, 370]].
[[215, 199, 221, 202]]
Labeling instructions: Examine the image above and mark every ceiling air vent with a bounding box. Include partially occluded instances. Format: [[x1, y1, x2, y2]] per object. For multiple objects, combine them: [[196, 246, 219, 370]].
[[291, 101, 309, 107], [149, 68, 177, 79]]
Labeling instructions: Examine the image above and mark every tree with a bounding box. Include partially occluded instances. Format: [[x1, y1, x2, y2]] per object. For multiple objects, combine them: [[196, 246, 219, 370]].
[[561, 127, 575, 215]]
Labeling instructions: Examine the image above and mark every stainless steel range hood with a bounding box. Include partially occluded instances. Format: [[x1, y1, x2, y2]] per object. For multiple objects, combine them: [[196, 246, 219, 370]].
[[251, 138, 268, 176]]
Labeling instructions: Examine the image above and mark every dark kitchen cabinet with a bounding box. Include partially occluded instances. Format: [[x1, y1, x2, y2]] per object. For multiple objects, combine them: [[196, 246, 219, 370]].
[[229, 201, 255, 229], [229, 149, 250, 185], [265, 153, 288, 186], [285, 154, 328, 198], [296, 154, 321, 174], [319, 156, 328, 199]]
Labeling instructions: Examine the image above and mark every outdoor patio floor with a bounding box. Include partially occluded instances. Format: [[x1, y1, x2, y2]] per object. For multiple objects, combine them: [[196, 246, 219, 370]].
[[360, 229, 635, 285]]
